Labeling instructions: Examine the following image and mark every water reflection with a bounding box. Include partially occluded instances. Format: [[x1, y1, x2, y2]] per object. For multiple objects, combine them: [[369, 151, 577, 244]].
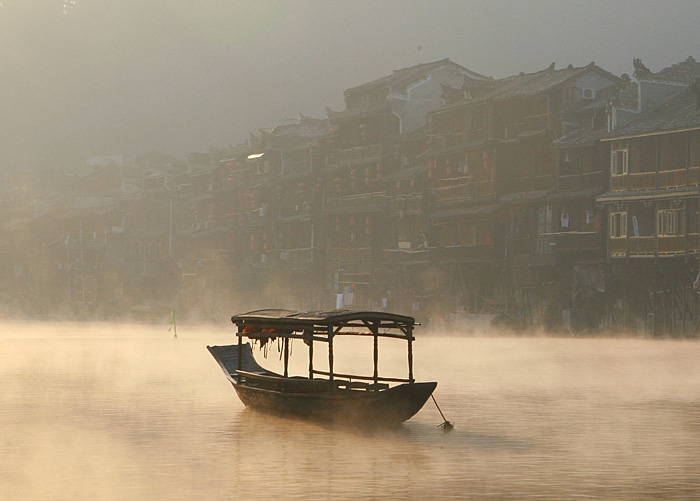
[[1, 323, 700, 499]]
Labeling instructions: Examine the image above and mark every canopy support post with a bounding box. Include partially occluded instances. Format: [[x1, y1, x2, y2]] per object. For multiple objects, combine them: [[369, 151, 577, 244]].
[[407, 324, 414, 383], [328, 325, 334, 382], [372, 322, 379, 384], [237, 328, 243, 384], [307, 329, 314, 379]]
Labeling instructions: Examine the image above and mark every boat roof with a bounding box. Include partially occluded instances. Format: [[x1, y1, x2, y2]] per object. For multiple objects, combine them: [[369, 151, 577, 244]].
[[231, 309, 416, 329]]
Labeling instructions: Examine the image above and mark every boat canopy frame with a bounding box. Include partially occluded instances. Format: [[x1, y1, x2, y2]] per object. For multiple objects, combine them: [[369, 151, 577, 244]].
[[231, 309, 418, 386]]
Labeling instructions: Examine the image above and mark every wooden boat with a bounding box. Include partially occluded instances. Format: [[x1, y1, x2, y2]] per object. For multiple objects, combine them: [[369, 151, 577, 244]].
[[207, 309, 437, 426]]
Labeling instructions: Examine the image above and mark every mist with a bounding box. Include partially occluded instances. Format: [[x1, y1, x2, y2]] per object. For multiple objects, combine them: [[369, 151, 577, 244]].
[[2, 322, 700, 498], [2, 0, 700, 169]]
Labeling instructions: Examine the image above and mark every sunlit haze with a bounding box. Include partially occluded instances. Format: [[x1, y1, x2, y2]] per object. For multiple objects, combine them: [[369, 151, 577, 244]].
[[1, 0, 700, 168]]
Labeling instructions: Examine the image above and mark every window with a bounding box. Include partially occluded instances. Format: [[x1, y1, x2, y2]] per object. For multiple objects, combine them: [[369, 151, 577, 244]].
[[657, 209, 685, 236], [564, 87, 579, 106], [611, 143, 628, 176], [537, 204, 553, 235], [610, 211, 627, 238]]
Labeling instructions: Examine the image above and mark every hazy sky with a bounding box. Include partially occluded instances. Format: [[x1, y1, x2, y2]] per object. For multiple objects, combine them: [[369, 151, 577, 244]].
[[2, 0, 700, 170]]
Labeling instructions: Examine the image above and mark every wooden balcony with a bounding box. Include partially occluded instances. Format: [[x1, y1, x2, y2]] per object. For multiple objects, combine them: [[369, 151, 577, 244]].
[[609, 237, 627, 256], [472, 180, 496, 198], [658, 234, 699, 255], [381, 248, 432, 265], [388, 194, 423, 215], [433, 178, 495, 204], [325, 247, 373, 274], [558, 171, 605, 191], [267, 247, 315, 271], [629, 236, 655, 255], [610, 166, 699, 192], [325, 192, 388, 215], [609, 233, 699, 258], [503, 115, 549, 139], [552, 232, 603, 254], [433, 244, 493, 262], [326, 144, 382, 168], [657, 169, 688, 188], [433, 182, 471, 203]]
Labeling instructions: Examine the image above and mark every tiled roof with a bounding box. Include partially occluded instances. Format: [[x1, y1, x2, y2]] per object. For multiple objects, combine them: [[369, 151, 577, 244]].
[[430, 203, 499, 220], [650, 56, 700, 84], [606, 87, 700, 139], [499, 189, 551, 203], [263, 117, 328, 150], [613, 57, 700, 111], [437, 63, 620, 112], [545, 186, 605, 202], [326, 100, 392, 122], [611, 82, 639, 110], [597, 186, 698, 203], [379, 165, 428, 183], [553, 127, 610, 148], [344, 59, 487, 97]]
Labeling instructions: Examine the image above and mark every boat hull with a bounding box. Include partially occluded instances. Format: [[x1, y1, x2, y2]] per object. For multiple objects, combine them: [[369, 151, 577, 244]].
[[208, 342, 437, 426], [231, 380, 437, 427]]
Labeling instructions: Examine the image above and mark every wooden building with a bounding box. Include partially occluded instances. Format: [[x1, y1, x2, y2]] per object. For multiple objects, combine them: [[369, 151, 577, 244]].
[[120, 152, 186, 319], [323, 59, 487, 312], [598, 82, 700, 335], [425, 63, 621, 329], [254, 117, 328, 309], [177, 149, 248, 320]]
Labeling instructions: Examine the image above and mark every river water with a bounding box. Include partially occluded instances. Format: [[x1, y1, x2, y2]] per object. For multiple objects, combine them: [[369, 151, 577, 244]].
[[1, 321, 700, 499]]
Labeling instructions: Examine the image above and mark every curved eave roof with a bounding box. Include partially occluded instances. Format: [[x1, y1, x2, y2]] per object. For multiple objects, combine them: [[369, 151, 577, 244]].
[[231, 309, 416, 329], [605, 88, 700, 141]]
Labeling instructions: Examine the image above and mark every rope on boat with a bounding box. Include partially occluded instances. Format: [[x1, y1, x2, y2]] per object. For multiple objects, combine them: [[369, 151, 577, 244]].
[[431, 394, 454, 432]]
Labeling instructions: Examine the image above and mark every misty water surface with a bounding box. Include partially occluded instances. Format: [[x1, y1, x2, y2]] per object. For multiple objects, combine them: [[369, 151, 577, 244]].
[[1, 322, 700, 499]]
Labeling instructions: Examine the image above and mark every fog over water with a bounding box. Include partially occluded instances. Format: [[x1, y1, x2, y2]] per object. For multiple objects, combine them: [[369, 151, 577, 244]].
[[2, 322, 700, 499]]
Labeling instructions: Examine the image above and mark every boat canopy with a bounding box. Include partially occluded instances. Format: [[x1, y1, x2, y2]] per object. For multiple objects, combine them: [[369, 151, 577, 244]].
[[230, 308, 418, 384], [231, 309, 417, 340]]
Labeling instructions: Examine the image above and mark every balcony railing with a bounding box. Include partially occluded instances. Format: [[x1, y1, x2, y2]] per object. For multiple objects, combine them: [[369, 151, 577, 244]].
[[657, 234, 699, 255], [325, 192, 388, 215], [433, 183, 471, 203], [472, 180, 496, 198], [325, 246, 372, 265], [433, 244, 493, 262], [381, 247, 432, 264], [268, 247, 315, 270], [552, 232, 603, 254], [609, 233, 699, 257], [388, 194, 423, 215], [502, 115, 549, 139], [326, 144, 382, 168], [558, 171, 605, 191], [432, 177, 495, 201], [611, 167, 699, 192]]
